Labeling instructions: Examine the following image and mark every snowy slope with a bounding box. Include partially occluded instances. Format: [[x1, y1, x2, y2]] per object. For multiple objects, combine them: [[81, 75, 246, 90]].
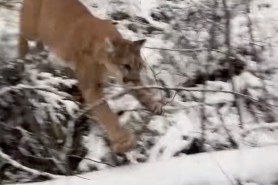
[[14, 146, 278, 185]]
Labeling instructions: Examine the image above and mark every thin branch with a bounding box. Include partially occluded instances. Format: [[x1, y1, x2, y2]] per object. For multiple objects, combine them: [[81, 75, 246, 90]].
[[216, 107, 239, 148], [125, 86, 263, 103], [222, 0, 244, 128], [207, 152, 237, 185], [0, 149, 59, 179], [116, 103, 206, 114], [242, 122, 278, 136], [69, 155, 115, 167], [245, 0, 277, 122], [143, 46, 208, 52], [70, 85, 274, 126], [198, 0, 219, 148]]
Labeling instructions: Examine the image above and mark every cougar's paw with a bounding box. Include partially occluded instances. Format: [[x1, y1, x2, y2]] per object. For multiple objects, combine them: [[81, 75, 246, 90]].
[[149, 101, 164, 115], [111, 129, 136, 154]]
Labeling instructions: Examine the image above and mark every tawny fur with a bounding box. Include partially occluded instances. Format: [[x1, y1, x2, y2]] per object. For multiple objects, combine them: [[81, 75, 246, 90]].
[[19, 0, 163, 153]]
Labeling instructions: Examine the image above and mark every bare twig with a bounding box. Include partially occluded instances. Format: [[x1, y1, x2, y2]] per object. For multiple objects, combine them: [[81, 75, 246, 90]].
[[245, 0, 277, 122], [0, 149, 59, 179], [143, 46, 208, 52], [198, 0, 220, 148], [125, 86, 263, 103], [69, 155, 115, 167], [207, 152, 237, 185], [222, 0, 244, 128], [72, 85, 274, 121], [242, 122, 278, 136], [216, 107, 239, 148]]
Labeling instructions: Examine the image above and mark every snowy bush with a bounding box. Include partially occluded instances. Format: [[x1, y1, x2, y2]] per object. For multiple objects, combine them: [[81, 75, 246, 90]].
[[0, 52, 91, 183]]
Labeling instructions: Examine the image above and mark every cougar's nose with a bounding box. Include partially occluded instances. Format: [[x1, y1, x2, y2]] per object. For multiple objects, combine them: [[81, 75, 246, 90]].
[[123, 77, 129, 83]]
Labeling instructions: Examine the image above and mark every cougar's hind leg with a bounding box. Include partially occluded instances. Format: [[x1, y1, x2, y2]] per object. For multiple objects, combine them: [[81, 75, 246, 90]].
[[18, 35, 29, 58]]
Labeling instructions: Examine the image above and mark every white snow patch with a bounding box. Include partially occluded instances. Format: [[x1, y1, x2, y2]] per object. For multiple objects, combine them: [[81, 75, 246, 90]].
[[149, 111, 195, 161], [14, 146, 278, 185]]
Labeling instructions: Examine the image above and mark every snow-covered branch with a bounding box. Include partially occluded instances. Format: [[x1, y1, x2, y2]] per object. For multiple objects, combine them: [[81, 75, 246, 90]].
[[74, 85, 270, 121], [0, 149, 60, 179]]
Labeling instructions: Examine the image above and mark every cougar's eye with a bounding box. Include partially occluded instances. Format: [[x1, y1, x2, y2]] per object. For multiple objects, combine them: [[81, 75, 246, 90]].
[[122, 64, 131, 71]]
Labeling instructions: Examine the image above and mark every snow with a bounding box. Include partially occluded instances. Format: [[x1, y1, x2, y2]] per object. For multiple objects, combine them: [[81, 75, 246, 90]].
[[149, 111, 195, 161], [81, 0, 160, 20], [13, 146, 278, 185], [79, 126, 111, 171]]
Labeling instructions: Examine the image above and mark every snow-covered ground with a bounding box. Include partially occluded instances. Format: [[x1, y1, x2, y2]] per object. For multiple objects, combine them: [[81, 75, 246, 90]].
[[14, 146, 278, 185]]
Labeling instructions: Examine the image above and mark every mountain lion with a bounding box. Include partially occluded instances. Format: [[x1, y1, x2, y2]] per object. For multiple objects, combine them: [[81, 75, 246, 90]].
[[19, 0, 163, 153]]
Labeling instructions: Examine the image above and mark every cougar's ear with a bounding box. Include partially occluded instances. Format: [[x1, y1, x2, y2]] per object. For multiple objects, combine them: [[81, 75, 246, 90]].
[[133, 39, 146, 50], [105, 37, 115, 53]]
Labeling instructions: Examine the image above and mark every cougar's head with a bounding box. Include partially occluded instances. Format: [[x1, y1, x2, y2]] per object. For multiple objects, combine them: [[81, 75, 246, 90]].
[[103, 37, 146, 85]]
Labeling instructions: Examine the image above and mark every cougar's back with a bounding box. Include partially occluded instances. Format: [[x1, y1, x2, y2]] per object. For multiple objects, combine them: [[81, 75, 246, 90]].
[[20, 0, 121, 61]]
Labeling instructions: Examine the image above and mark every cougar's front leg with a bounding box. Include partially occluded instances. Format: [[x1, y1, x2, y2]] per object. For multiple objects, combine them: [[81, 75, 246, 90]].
[[81, 83, 135, 154], [35, 41, 44, 52], [128, 81, 163, 115]]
